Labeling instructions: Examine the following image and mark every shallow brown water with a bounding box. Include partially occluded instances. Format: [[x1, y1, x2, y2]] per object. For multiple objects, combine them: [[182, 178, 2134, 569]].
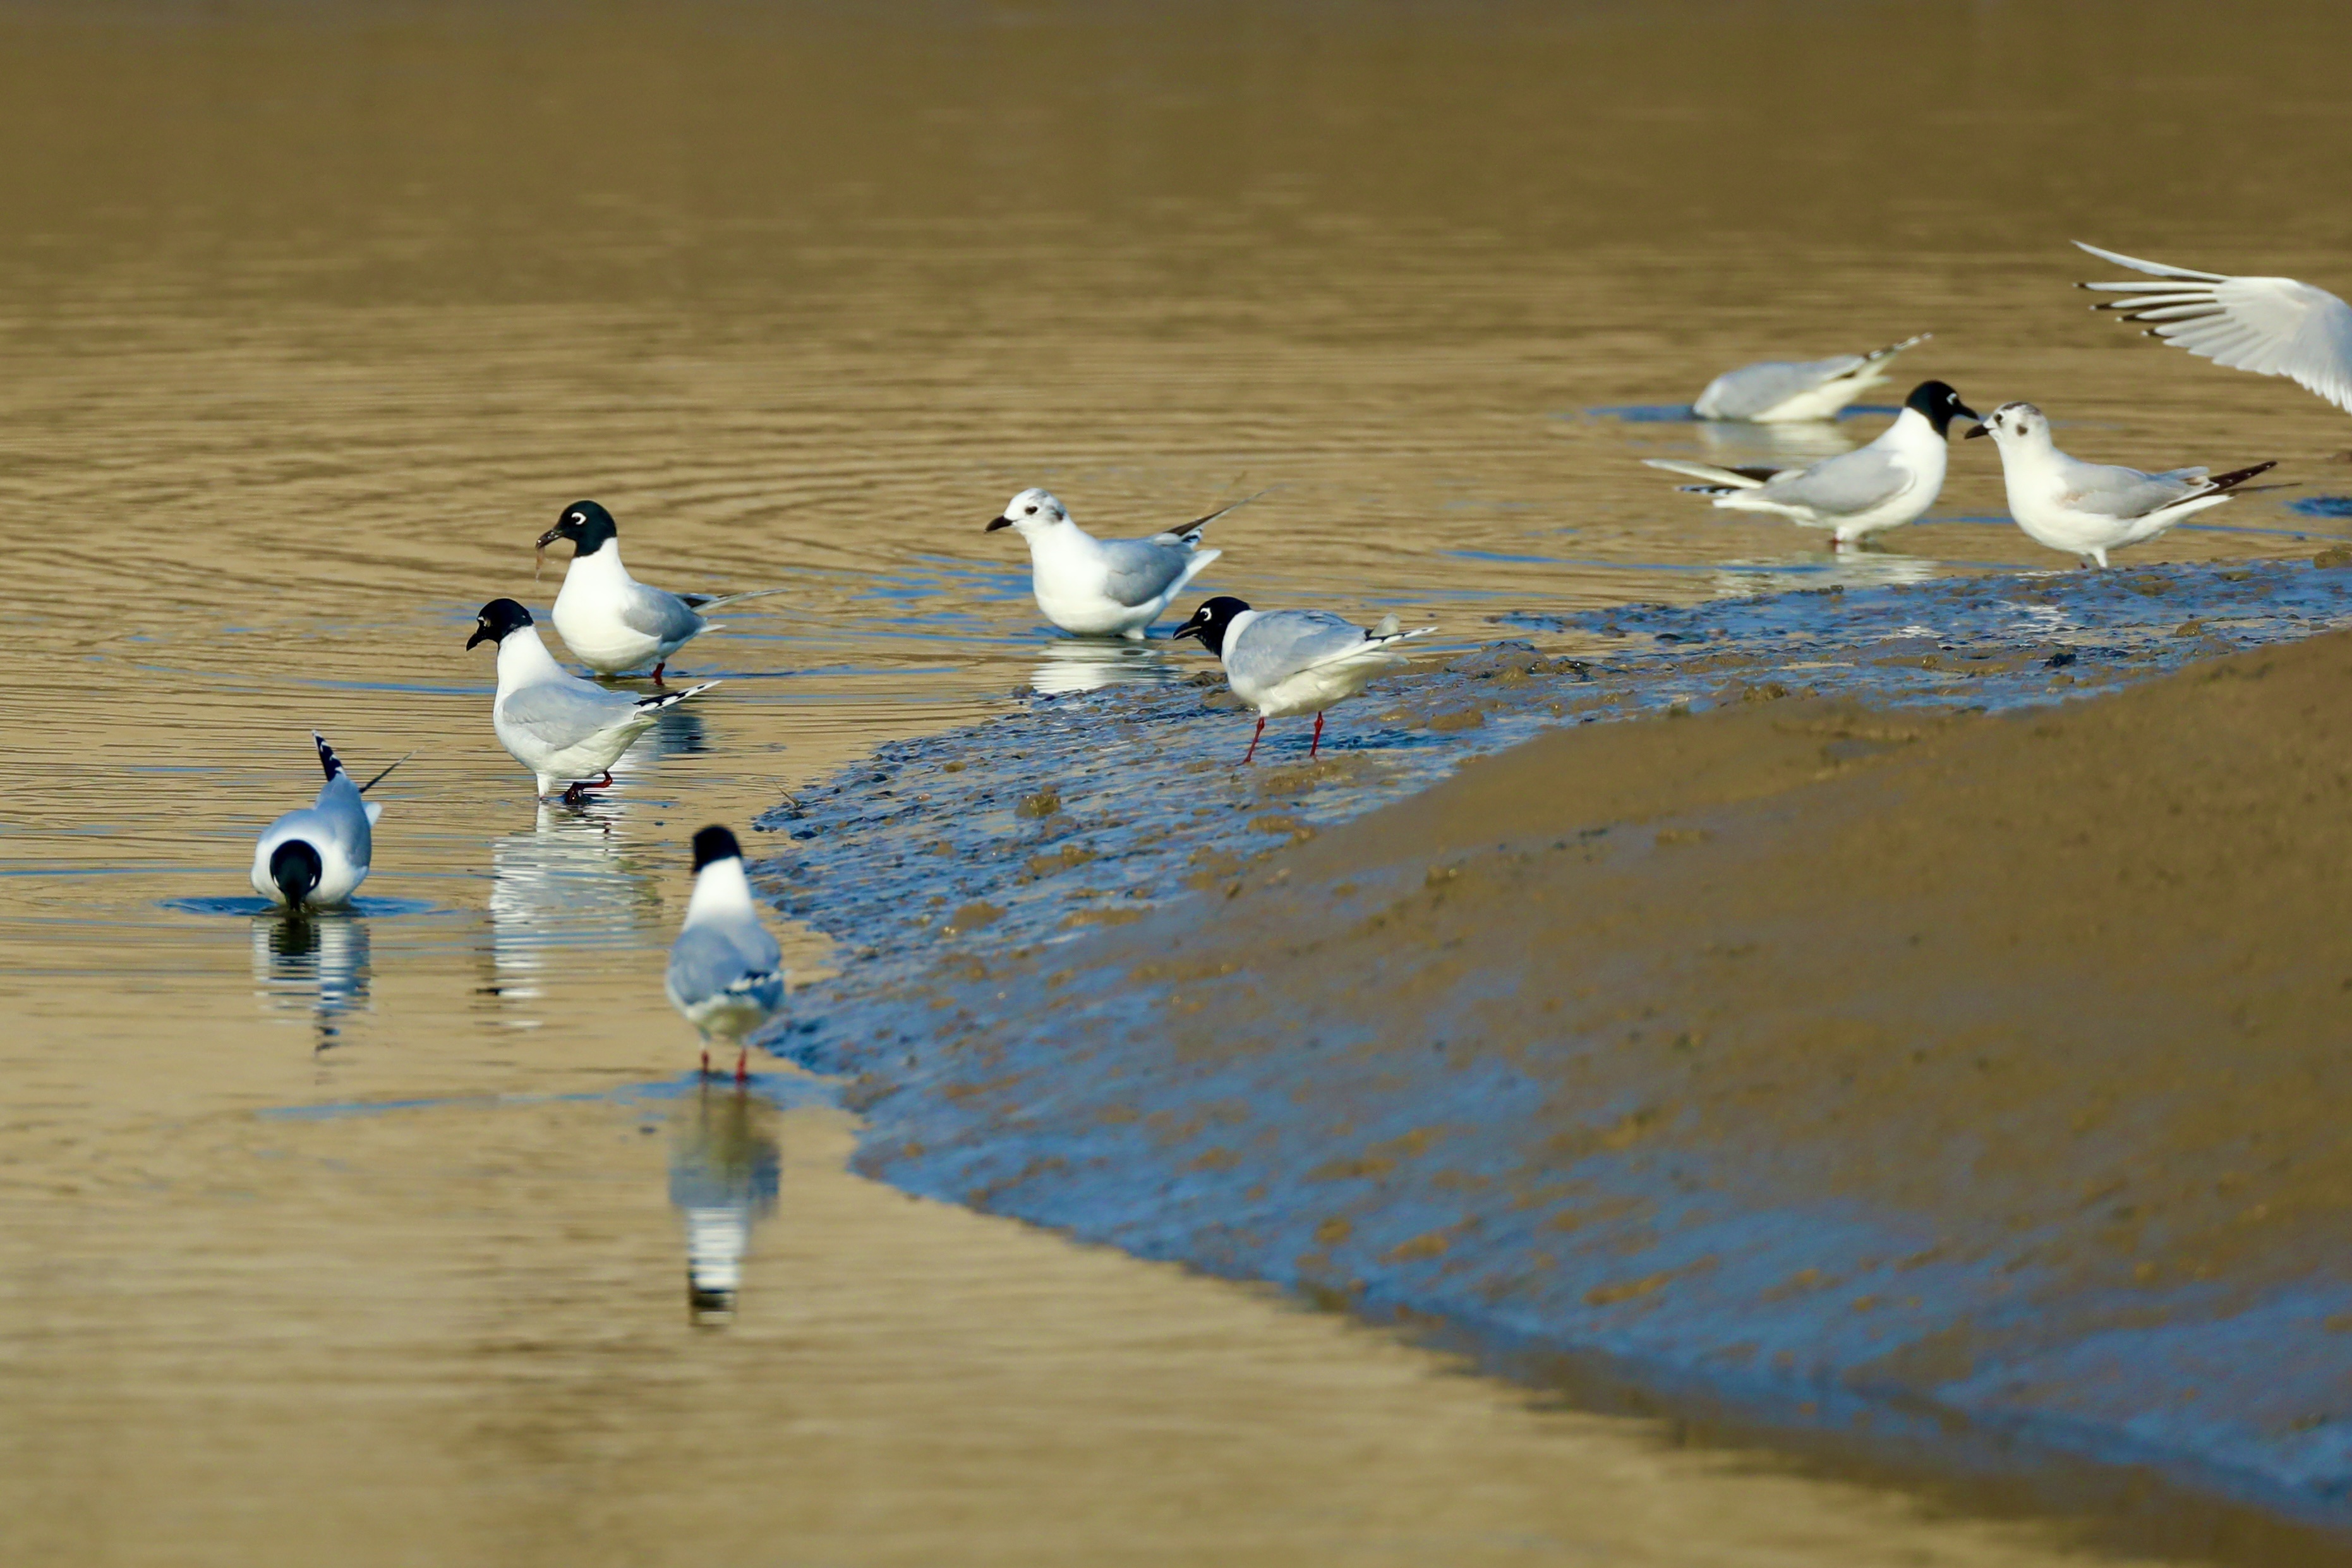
[[3, 1, 2350, 1561]]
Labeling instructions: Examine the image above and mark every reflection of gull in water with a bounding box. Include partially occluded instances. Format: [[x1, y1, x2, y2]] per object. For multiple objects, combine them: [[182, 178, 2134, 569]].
[[666, 1085, 781, 1325], [1709, 550, 1941, 600], [251, 912, 371, 1050], [1694, 414, 1859, 466], [486, 802, 658, 1004], [1030, 637, 1186, 695], [642, 702, 711, 761]]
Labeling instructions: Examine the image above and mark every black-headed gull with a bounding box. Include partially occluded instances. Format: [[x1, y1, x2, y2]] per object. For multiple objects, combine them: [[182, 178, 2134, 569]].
[[1646, 380, 1981, 546], [987, 487, 1264, 639], [2075, 243, 2352, 414], [1171, 596, 1433, 763], [537, 500, 783, 683], [250, 733, 404, 908], [1694, 334, 1931, 422], [466, 598, 718, 802], [666, 824, 788, 1082], [1966, 402, 2277, 569]]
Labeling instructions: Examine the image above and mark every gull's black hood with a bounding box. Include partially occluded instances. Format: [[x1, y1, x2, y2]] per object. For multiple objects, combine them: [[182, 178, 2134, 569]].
[[538, 500, 619, 555], [467, 598, 534, 649], [1169, 596, 1251, 658], [1903, 380, 1981, 438]]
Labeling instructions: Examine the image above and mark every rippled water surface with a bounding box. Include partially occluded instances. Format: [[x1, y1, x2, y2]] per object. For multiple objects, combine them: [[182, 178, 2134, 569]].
[[6, 1, 2352, 1562]]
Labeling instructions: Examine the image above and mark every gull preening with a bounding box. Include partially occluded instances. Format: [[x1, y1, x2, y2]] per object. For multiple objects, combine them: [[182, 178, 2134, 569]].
[[538, 500, 783, 683], [666, 824, 788, 1082], [1171, 595, 1432, 763], [250, 733, 404, 910], [1967, 402, 2278, 569], [2076, 243, 2352, 414], [1647, 380, 1981, 546], [987, 486, 1265, 639], [1693, 334, 1931, 423], [467, 598, 718, 802]]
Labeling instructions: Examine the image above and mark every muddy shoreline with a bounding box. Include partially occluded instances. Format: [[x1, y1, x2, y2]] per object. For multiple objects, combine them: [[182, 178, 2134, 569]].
[[758, 561, 2352, 1551]]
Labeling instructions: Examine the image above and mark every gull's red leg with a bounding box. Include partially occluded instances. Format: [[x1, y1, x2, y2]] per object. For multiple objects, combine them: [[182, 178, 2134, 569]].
[[699, 1047, 709, 1077], [596, 771, 613, 788], [733, 1047, 748, 1085], [651, 661, 667, 685], [1241, 716, 1265, 766], [1309, 711, 1325, 759]]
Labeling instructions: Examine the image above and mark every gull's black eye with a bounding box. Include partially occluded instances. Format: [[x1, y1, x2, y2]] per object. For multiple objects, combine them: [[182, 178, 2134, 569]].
[[1024, 504, 1038, 516]]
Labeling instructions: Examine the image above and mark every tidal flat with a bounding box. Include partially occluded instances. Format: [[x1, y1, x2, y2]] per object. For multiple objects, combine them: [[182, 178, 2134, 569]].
[[773, 564, 2352, 1555]]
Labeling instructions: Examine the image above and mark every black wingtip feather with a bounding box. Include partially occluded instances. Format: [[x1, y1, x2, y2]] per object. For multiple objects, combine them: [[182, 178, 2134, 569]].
[[312, 732, 343, 780], [2206, 461, 2279, 493]]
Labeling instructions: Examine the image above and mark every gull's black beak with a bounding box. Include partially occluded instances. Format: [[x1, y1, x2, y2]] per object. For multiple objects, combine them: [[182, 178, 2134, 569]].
[[1963, 421, 1990, 440], [536, 526, 567, 549], [985, 515, 1013, 532], [466, 625, 491, 649], [1169, 622, 1203, 643]]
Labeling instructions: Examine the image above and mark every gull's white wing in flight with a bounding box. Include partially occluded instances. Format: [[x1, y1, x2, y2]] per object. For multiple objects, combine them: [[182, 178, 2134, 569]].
[[2077, 241, 2352, 414]]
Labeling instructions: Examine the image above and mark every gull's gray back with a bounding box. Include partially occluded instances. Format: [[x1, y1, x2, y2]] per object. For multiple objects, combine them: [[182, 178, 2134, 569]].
[[1227, 609, 1372, 686], [667, 920, 783, 1009], [1766, 443, 1911, 514], [262, 776, 370, 862], [620, 580, 707, 643], [2054, 455, 2207, 519], [1096, 537, 1191, 608], [1696, 354, 1866, 419], [501, 677, 644, 745], [313, 773, 373, 859]]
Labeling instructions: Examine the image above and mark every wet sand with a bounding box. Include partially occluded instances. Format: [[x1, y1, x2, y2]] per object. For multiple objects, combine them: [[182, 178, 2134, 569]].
[[822, 620, 2352, 1547]]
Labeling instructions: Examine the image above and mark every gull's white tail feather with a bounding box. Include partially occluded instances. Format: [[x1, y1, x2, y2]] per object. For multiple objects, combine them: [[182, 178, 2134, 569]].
[[2128, 493, 2231, 543], [1298, 622, 1432, 673], [1174, 547, 1224, 591], [1643, 458, 1772, 490]]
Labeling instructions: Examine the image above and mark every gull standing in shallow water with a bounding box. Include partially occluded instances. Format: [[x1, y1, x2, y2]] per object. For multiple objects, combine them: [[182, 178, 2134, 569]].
[[1693, 333, 1931, 422], [250, 733, 405, 909], [987, 487, 1265, 639], [1967, 402, 2278, 569], [538, 500, 784, 683], [2075, 243, 2352, 414], [466, 598, 718, 802], [1172, 596, 1433, 764], [666, 825, 788, 1083], [1646, 380, 1981, 547]]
